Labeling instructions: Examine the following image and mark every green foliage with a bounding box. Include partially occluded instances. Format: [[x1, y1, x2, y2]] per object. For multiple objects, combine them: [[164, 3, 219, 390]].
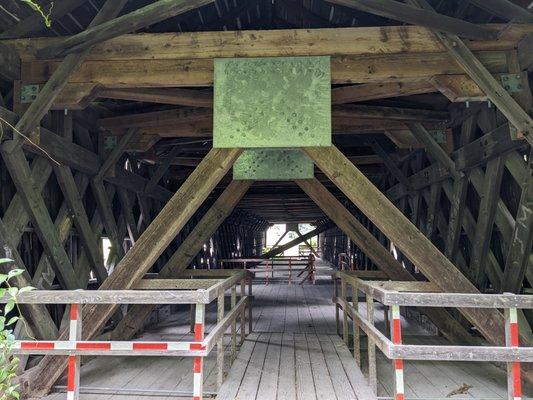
[[20, 0, 54, 28], [0, 259, 35, 400]]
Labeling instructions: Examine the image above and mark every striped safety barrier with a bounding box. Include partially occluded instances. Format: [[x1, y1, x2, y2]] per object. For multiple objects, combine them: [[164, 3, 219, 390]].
[[391, 304, 404, 400], [506, 307, 522, 400]]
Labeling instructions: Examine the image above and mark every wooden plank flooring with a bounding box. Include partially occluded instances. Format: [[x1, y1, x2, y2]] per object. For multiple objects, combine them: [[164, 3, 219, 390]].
[[42, 260, 515, 400]]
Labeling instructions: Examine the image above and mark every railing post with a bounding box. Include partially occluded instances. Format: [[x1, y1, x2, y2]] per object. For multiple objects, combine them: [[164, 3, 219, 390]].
[[67, 304, 81, 400], [390, 304, 405, 400], [248, 276, 253, 334], [193, 303, 205, 400], [231, 285, 237, 361], [217, 293, 225, 390], [240, 279, 246, 344], [351, 281, 361, 365], [334, 275, 340, 335], [341, 277, 348, 345], [366, 294, 377, 394], [505, 306, 522, 400], [288, 257, 292, 285]]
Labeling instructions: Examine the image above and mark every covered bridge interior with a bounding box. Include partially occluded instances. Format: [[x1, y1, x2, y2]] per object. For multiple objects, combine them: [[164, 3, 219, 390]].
[[0, 0, 532, 399]]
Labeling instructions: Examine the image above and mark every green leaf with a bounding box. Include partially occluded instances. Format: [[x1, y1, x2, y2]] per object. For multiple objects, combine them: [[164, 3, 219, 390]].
[[7, 269, 23, 280], [4, 302, 14, 314], [0, 274, 7, 285], [17, 286, 35, 293], [6, 317, 18, 326], [7, 287, 18, 297], [0, 258, 13, 264]]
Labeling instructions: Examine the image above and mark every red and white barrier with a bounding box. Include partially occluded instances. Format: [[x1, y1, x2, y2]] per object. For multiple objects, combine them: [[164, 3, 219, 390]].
[[506, 307, 522, 400], [193, 303, 205, 400], [391, 305, 404, 400], [67, 304, 81, 400]]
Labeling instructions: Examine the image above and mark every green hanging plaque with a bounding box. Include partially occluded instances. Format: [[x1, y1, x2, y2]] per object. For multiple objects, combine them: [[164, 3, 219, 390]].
[[233, 149, 314, 180], [213, 56, 331, 148]]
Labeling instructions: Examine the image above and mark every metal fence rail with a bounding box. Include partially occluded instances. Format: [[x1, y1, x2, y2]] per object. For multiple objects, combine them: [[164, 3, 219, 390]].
[[334, 270, 533, 400], [1, 271, 252, 400]]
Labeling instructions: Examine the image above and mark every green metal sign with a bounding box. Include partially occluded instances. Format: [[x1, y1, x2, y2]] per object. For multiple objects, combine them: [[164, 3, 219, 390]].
[[213, 56, 331, 148], [233, 149, 314, 180]]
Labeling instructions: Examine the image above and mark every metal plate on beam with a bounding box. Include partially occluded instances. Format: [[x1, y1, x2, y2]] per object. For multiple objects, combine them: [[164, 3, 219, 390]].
[[233, 149, 314, 180], [213, 56, 331, 148]]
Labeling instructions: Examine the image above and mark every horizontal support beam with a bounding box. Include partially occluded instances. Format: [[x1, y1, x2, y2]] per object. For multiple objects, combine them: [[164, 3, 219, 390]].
[[9, 25, 529, 61]]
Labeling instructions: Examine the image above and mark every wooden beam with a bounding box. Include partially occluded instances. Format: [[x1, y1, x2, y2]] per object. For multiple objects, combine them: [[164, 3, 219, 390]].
[[409, 0, 533, 145], [0, 42, 20, 80], [98, 87, 213, 108], [331, 81, 436, 104], [325, 0, 498, 40], [260, 223, 334, 259], [37, 0, 215, 59], [465, 0, 533, 22], [117, 188, 140, 243], [444, 115, 477, 262], [501, 149, 533, 293], [21, 51, 511, 88], [0, 0, 89, 39], [94, 128, 138, 182], [296, 178, 479, 345], [305, 145, 506, 346], [7, 0, 127, 149], [469, 156, 506, 287], [407, 122, 460, 180], [0, 217, 58, 339], [22, 148, 241, 397], [111, 179, 252, 340], [10, 25, 529, 61], [55, 165, 108, 282], [0, 144, 81, 289]]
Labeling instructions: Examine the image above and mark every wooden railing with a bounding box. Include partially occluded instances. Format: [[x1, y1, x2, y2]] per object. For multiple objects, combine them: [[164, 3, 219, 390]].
[[334, 270, 533, 400], [219, 256, 315, 285], [1, 270, 252, 400]]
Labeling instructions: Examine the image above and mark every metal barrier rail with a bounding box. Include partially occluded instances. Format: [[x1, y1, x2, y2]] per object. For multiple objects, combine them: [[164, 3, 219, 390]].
[[333, 270, 533, 400], [1, 271, 252, 400]]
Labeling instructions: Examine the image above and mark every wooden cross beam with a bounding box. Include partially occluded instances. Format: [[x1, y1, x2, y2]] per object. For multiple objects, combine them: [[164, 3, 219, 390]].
[[465, 0, 533, 22], [305, 145, 506, 346], [111, 179, 252, 341], [20, 148, 241, 397], [37, 0, 215, 59], [325, 0, 498, 40], [501, 148, 533, 293], [8, 0, 127, 149], [296, 177, 479, 345]]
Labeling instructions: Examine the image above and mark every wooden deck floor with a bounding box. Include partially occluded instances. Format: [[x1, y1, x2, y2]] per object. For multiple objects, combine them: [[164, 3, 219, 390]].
[[42, 261, 515, 400]]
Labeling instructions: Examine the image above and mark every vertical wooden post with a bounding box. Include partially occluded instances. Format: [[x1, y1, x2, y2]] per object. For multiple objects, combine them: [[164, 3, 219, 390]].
[[217, 293, 225, 390], [341, 278, 348, 344], [334, 276, 340, 335], [67, 304, 81, 400], [351, 281, 361, 365], [231, 286, 237, 361], [193, 303, 205, 400], [240, 279, 246, 344], [391, 304, 405, 400], [366, 294, 377, 393], [505, 306, 522, 400], [248, 277, 253, 334]]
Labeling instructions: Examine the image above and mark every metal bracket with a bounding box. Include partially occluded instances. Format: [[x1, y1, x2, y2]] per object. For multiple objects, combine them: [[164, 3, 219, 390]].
[[20, 84, 39, 103], [430, 130, 447, 144], [103, 135, 118, 151], [500, 74, 523, 93]]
